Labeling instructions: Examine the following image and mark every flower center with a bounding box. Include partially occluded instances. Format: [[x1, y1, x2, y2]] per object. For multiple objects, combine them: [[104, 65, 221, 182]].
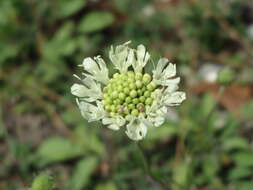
[[102, 71, 157, 117]]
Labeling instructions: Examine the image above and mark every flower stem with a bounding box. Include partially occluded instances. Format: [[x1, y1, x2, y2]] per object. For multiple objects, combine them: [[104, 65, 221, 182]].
[[136, 142, 171, 190]]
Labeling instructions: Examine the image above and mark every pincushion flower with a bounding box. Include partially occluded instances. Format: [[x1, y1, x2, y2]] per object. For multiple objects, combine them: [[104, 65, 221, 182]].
[[71, 41, 186, 141]]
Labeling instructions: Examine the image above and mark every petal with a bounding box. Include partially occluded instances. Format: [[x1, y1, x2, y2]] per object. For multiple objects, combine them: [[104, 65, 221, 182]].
[[82, 56, 109, 84], [102, 116, 125, 131], [71, 84, 87, 97], [109, 41, 132, 73], [125, 118, 148, 141], [77, 100, 105, 122], [164, 91, 186, 106], [71, 77, 103, 102], [132, 44, 150, 73], [152, 58, 177, 85]]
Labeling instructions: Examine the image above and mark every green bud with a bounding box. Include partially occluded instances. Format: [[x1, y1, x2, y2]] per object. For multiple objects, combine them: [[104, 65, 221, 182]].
[[125, 97, 132, 103], [139, 96, 146, 103], [113, 73, 120, 79], [132, 98, 139, 104], [32, 174, 53, 190], [144, 91, 151, 97], [110, 112, 116, 117], [147, 82, 156, 91], [145, 97, 153, 105], [123, 87, 130, 94], [143, 73, 151, 84], [135, 72, 143, 80], [119, 92, 126, 100], [111, 91, 118, 99], [130, 90, 137, 98], [127, 71, 135, 77], [117, 85, 123, 92], [129, 83, 137, 89], [128, 103, 135, 110], [135, 80, 143, 88], [131, 109, 139, 116], [110, 105, 116, 112], [105, 105, 111, 111], [217, 68, 235, 85], [137, 89, 142, 96]]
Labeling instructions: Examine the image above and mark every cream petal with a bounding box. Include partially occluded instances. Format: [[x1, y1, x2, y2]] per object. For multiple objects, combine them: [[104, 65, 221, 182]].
[[71, 77, 102, 102], [82, 56, 109, 84], [109, 41, 132, 73], [164, 91, 186, 106], [102, 116, 125, 131], [71, 84, 88, 97], [77, 101, 105, 122], [125, 118, 148, 141], [132, 44, 150, 73], [152, 58, 177, 85]]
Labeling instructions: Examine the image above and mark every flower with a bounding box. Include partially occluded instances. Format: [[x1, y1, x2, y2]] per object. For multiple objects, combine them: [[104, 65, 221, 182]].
[[71, 41, 186, 141]]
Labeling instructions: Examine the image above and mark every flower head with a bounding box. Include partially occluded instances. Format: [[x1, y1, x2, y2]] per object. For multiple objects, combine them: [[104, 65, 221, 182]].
[[71, 42, 186, 141]]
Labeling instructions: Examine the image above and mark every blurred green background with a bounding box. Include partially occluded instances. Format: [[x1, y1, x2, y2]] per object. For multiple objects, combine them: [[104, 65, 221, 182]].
[[1, 0, 253, 189]]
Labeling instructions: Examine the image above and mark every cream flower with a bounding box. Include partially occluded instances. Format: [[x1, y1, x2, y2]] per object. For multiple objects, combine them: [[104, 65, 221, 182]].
[[71, 42, 186, 141]]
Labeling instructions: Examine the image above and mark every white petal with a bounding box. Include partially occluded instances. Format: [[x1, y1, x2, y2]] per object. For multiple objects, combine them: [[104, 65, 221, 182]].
[[77, 101, 105, 122], [71, 84, 88, 97], [125, 118, 148, 141], [152, 58, 177, 85], [109, 41, 132, 73], [164, 91, 186, 106], [147, 106, 167, 127], [82, 56, 109, 84], [102, 116, 125, 131], [132, 44, 150, 73], [71, 77, 103, 102]]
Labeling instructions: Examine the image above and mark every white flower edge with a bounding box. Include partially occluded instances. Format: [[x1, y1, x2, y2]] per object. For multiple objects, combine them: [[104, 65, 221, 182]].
[[163, 91, 186, 106], [71, 77, 103, 102], [82, 56, 109, 84], [77, 100, 106, 122], [132, 44, 150, 73], [102, 116, 126, 130], [109, 41, 132, 73], [125, 117, 148, 141], [152, 58, 178, 86]]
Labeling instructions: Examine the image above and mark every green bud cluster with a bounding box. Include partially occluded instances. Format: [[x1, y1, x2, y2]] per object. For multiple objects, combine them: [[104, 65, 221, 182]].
[[102, 71, 157, 117]]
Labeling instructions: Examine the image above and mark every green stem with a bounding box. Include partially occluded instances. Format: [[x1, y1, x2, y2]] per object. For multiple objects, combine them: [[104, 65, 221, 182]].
[[136, 142, 171, 190], [205, 85, 225, 122]]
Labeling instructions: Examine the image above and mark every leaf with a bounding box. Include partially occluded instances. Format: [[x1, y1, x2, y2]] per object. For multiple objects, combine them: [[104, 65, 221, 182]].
[[229, 167, 253, 180], [73, 125, 105, 155], [57, 0, 87, 18], [232, 151, 253, 167], [238, 182, 253, 190], [223, 137, 249, 151], [79, 11, 114, 33], [95, 182, 118, 190], [67, 157, 98, 190], [36, 136, 83, 166]]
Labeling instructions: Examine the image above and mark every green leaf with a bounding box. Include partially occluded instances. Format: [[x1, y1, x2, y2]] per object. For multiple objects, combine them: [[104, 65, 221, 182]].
[[229, 167, 253, 180], [36, 136, 83, 166], [57, 0, 87, 18], [95, 182, 118, 190], [73, 125, 105, 155], [67, 157, 98, 190], [79, 11, 114, 33], [238, 182, 253, 190], [223, 137, 249, 151], [232, 151, 253, 167]]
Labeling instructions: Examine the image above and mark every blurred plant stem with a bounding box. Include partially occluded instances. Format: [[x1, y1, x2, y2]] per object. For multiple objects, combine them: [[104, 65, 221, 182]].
[[205, 85, 225, 122], [136, 142, 171, 190]]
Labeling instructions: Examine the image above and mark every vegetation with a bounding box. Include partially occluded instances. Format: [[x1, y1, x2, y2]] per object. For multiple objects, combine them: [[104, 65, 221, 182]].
[[1, 0, 253, 189]]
